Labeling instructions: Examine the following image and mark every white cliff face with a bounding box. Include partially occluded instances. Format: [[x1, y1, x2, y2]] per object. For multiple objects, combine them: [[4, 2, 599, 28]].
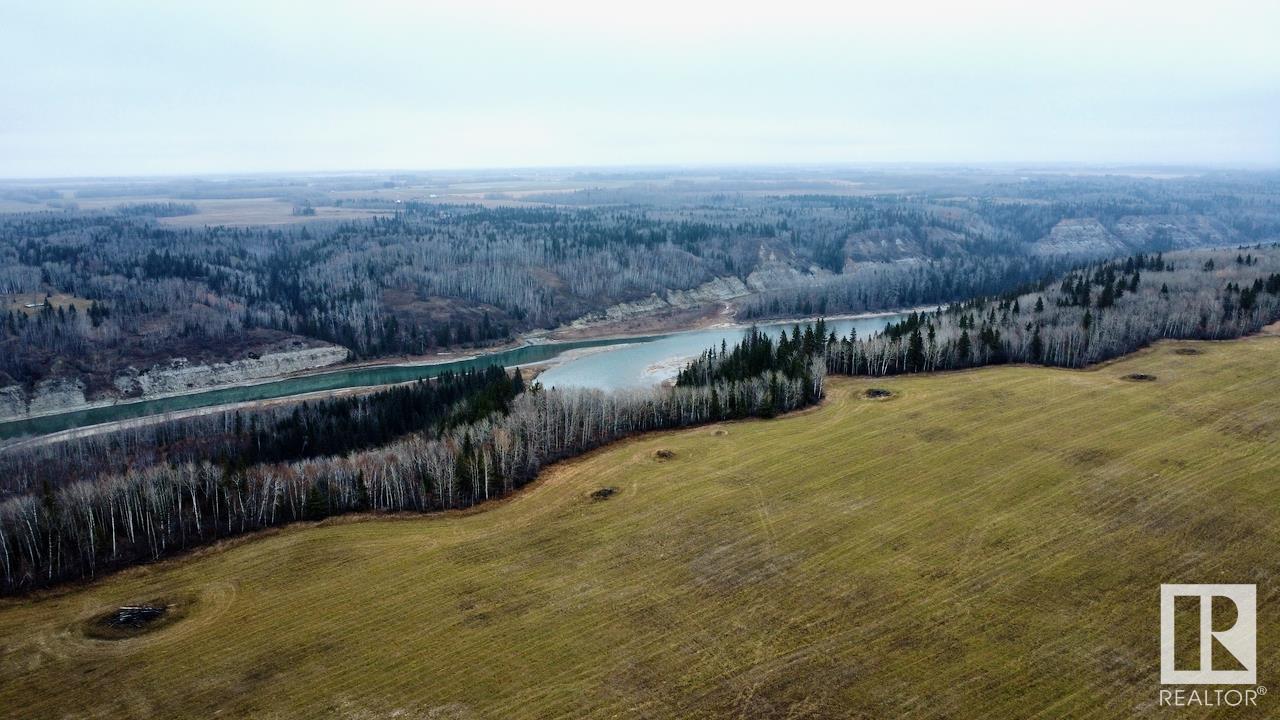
[[1111, 215, 1228, 250], [0, 378, 89, 419], [1030, 219, 1129, 257], [744, 261, 835, 293], [1029, 216, 1233, 257], [565, 262, 838, 332], [567, 276, 752, 329], [0, 345, 349, 423], [112, 346, 350, 397], [665, 276, 751, 306], [0, 386, 22, 419], [30, 378, 89, 414]]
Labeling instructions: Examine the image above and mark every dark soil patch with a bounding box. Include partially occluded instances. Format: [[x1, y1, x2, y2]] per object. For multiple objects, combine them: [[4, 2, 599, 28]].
[[1174, 348, 1203, 356], [1067, 447, 1115, 468], [864, 388, 894, 399], [84, 600, 185, 640], [653, 449, 676, 461], [590, 487, 619, 501], [916, 427, 961, 443], [1122, 373, 1157, 382]]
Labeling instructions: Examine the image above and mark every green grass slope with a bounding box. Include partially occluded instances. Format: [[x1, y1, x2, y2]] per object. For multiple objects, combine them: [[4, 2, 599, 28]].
[[2, 334, 1279, 719]]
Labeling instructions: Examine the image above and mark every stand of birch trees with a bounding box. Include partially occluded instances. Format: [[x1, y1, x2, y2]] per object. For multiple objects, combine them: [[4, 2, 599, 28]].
[[0, 366, 820, 593], [825, 248, 1280, 376]]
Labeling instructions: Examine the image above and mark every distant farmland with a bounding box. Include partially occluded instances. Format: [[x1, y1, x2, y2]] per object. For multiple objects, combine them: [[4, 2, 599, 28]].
[[154, 198, 390, 227], [1, 334, 1278, 719]]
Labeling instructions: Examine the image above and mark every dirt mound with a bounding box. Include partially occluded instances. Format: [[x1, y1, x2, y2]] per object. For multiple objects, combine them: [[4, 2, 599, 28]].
[[864, 388, 894, 399], [1122, 373, 1157, 382], [590, 487, 618, 501], [653, 449, 676, 460], [1174, 348, 1203, 356]]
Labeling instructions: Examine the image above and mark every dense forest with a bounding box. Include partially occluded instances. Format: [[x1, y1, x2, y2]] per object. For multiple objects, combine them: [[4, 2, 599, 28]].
[[3, 170, 1279, 402], [675, 320, 829, 411], [734, 255, 1068, 320], [823, 247, 1280, 375]]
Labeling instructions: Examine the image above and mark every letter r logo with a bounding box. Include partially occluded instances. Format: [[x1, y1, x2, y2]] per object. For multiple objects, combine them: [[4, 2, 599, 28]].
[[1160, 584, 1256, 684]]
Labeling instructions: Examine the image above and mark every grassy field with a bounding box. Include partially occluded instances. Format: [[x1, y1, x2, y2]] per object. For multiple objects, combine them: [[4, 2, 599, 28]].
[[2, 335, 1279, 718]]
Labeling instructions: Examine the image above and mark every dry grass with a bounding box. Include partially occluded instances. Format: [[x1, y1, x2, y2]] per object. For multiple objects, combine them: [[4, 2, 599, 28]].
[[1, 338, 1278, 718]]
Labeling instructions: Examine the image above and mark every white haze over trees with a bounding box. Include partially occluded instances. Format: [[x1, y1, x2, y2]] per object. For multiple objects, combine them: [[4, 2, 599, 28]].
[[2, 0, 1278, 177]]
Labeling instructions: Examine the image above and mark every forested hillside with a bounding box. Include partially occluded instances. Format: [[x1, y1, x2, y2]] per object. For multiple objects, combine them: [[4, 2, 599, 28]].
[[822, 246, 1280, 375], [3, 170, 1279, 403]]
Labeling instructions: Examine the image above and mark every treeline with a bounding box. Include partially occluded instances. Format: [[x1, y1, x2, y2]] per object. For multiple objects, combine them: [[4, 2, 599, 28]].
[[0, 367, 524, 495], [234, 365, 524, 466], [823, 247, 1280, 376], [0, 360, 820, 594], [115, 202, 198, 218], [735, 255, 1072, 320]]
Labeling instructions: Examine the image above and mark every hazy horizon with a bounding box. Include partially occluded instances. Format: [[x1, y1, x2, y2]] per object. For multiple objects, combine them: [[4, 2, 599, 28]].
[[4, 0, 1278, 178], [4, 161, 1278, 185]]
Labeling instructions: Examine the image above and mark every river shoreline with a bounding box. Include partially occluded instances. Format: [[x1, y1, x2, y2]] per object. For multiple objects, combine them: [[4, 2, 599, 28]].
[[0, 306, 921, 446]]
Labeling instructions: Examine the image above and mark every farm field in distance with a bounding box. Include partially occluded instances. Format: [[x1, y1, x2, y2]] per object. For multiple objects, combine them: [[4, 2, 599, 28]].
[[1, 333, 1279, 719], [153, 198, 391, 227]]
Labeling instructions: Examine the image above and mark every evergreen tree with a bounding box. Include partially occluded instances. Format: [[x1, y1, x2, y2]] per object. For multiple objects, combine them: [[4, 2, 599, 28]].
[[907, 328, 925, 371], [957, 329, 972, 364]]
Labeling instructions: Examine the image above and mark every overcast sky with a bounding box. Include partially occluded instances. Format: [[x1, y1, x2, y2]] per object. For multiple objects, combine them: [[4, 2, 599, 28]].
[[2, 0, 1277, 178]]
